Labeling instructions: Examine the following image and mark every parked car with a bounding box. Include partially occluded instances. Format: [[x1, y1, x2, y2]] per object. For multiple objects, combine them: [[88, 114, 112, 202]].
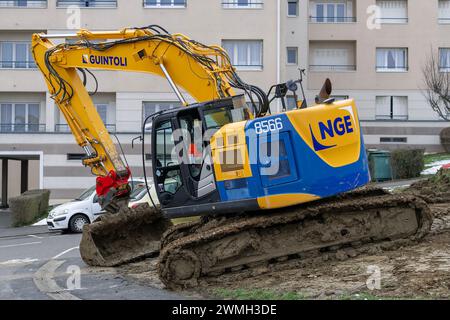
[[47, 179, 145, 233]]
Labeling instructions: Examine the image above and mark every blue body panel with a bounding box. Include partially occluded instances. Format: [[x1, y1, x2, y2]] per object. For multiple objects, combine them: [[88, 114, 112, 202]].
[[215, 112, 370, 204]]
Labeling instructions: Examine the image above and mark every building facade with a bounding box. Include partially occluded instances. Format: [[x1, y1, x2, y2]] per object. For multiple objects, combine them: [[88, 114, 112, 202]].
[[0, 0, 448, 203]]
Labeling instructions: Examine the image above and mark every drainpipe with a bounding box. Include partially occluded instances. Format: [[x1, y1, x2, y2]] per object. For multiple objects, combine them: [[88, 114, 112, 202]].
[[276, 0, 281, 112]]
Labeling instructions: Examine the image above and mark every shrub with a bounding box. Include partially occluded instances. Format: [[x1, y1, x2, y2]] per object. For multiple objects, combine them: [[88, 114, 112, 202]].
[[441, 127, 450, 153], [9, 189, 50, 227], [391, 149, 425, 179]]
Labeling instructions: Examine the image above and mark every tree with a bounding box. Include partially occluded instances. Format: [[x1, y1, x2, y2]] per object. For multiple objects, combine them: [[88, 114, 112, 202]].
[[422, 49, 450, 121]]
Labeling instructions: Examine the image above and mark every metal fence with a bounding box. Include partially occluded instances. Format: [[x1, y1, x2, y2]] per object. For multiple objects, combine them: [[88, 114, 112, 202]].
[[0, 0, 47, 7], [143, 0, 186, 7], [55, 124, 116, 133], [309, 16, 356, 23], [222, 1, 263, 9], [56, 0, 117, 7], [0, 123, 46, 132], [309, 64, 356, 71]]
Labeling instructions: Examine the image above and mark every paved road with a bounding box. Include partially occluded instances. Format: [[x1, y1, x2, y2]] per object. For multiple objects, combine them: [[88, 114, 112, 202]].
[[0, 224, 185, 300]]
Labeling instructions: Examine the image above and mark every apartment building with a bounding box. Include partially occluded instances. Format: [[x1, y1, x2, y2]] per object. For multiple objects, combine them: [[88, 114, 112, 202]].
[[302, 0, 448, 151], [0, 0, 281, 204], [0, 0, 448, 204]]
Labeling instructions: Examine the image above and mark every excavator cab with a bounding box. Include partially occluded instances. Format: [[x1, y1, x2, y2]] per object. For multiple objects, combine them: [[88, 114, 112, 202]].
[[150, 95, 251, 213]]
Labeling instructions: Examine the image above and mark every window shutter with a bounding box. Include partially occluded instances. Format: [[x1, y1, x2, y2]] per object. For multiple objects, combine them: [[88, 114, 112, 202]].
[[375, 96, 391, 118]]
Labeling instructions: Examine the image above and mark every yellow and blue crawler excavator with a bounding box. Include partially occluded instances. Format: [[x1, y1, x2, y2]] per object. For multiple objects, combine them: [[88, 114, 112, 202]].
[[32, 26, 432, 288]]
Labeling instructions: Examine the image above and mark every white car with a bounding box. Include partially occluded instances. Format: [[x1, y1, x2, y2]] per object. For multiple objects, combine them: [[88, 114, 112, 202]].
[[47, 179, 145, 233]]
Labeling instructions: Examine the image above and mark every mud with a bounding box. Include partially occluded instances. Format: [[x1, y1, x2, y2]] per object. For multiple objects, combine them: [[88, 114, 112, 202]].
[[80, 204, 172, 267], [119, 202, 450, 299], [157, 191, 432, 289], [406, 169, 450, 204]]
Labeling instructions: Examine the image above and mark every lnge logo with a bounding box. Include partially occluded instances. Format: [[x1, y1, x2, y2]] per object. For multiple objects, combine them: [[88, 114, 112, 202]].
[[310, 106, 355, 151]]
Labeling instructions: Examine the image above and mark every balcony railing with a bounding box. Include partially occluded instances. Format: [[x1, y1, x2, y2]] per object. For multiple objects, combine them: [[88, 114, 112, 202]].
[[376, 65, 408, 72], [222, 1, 263, 9], [143, 0, 186, 8], [438, 17, 450, 24], [0, 60, 37, 69], [309, 16, 356, 23], [55, 124, 116, 132], [0, 0, 47, 7], [0, 123, 46, 132], [439, 66, 450, 72], [375, 115, 409, 121], [375, 17, 408, 24], [309, 64, 356, 71], [56, 0, 117, 7]]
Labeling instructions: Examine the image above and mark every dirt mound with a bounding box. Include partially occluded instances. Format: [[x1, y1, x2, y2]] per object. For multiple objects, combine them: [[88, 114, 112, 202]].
[[80, 204, 172, 267], [406, 169, 450, 203]]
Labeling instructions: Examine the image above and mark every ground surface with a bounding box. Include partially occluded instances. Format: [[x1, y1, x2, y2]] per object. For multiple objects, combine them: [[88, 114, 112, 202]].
[[0, 213, 188, 300], [117, 202, 450, 300]]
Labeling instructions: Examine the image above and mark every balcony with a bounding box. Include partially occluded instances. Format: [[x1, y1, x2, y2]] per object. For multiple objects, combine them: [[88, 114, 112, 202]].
[[375, 17, 408, 24], [309, 64, 356, 72], [0, 0, 46, 7], [0, 123, 46, 133], [376, 65, 408, 72], [55, 124, 116, 133], [375, 115, 409, 121], [308, 0, 356, 23], [309, 41, 356, 73], [0, 60, 37, 69], [309, 16, 356, 23], [143, 0, 186, 8], [56, 0, 117, 7], [222, 0, 263, 9]]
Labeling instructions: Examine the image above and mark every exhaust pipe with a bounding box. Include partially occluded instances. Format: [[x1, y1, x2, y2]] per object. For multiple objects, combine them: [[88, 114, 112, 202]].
[[315, 78, 333, 104]]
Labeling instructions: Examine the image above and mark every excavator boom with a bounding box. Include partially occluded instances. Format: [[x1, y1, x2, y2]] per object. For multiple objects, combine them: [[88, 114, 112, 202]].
[[32, 26, 267, 211]]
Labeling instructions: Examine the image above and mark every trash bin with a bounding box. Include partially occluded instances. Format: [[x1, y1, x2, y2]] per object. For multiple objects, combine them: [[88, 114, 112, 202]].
[[368, 150, 393, 182]]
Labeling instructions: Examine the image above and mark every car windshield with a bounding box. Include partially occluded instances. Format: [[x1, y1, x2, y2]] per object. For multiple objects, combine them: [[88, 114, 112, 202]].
[[75, 186, 96, 201]]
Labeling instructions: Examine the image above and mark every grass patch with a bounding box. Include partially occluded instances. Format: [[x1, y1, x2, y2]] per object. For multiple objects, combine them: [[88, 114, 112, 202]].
[[337, 292, 431, 300], [424, 153, 450, 165], [213, 288, 309, 300]]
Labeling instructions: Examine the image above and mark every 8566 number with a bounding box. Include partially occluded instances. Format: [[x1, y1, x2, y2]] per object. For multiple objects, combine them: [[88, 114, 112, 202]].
[[254, 118, 283, 135]]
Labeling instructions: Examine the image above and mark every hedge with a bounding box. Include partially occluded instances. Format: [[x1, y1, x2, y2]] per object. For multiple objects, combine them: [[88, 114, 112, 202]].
[[391, 149, 425, 180], [441, 127, 450, 153], [9, 189, 50, 227]]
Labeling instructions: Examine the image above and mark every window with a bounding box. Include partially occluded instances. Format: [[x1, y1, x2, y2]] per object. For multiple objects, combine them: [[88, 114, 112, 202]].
[[375, 96, 408, 120], [67, 153, 85, 160], [222, 40, 263, 70], [0, 0, 47, 7], [439, 0, 450, 23], [375, 0, 408, 23], [0, 103, 42, 132], [144, 0, 186, 8], [310, 47, 356, 71], [311, 1, 353, 23], [143, 101, 178, 124], [380, 137, 407, 143], [155, 120, 178, 167], [440, 48, 450, 71], [287, 47, 298, 65], [331, 95, 349, 101], [288, 0, 298, 16], [0, 42, 36, 69], [56, 0, 117, 7], [376, 48, 408, 72], [222, 0, 263, 9]]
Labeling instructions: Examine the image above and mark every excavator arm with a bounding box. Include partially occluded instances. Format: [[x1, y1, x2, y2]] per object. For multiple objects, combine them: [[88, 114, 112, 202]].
[[32, 26, 268, 211]]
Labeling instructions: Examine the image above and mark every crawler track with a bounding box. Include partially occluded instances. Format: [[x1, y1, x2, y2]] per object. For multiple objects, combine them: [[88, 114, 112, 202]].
[[158, 188, 433, 289]]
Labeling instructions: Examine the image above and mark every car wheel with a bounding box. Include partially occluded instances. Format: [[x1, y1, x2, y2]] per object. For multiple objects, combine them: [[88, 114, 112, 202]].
[[69, 214, 90, 233]]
